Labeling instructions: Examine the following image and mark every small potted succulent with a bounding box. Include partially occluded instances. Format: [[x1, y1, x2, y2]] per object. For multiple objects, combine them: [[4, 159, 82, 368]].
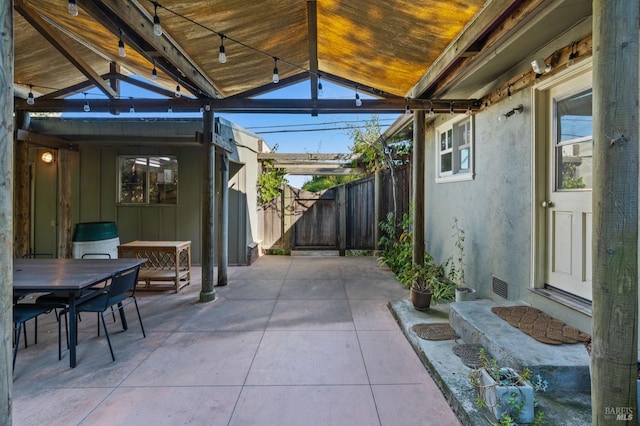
[[469, 348, 548, 425]]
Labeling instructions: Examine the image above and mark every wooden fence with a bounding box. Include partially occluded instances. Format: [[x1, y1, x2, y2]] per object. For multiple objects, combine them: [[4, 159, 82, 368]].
[[260, 164, 411, 254]]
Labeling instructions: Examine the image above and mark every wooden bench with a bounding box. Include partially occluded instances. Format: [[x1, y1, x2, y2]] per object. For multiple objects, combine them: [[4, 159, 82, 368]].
[[117, 241, 191, 293]]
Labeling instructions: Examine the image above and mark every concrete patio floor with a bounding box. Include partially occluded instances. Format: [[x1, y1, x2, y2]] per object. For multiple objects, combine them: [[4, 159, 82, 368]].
[[12, 255, 461, 426]]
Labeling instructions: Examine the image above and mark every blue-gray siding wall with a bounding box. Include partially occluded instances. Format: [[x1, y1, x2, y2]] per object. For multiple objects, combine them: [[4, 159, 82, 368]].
[[423, 89, 533, 302]]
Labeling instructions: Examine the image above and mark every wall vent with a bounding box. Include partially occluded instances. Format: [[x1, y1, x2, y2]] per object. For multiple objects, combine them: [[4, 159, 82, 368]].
[[492, 276, 509, 299]]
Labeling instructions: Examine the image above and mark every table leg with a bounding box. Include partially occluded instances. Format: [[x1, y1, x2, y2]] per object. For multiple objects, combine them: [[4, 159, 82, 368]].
[[68, 292, 77, 368], [117, 302, 128, 330]]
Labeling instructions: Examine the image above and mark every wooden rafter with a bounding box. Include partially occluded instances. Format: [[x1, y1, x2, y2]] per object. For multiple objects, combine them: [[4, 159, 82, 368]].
[[92, 0, 222, 98], [307, 0, 319, 101], [408, 0, 534, 98], [421, 0, 551, 99], [14, 0, 118, 99]]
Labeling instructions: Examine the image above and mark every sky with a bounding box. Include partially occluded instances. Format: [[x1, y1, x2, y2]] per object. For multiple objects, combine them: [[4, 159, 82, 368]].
[[63, 79, 402, 187]]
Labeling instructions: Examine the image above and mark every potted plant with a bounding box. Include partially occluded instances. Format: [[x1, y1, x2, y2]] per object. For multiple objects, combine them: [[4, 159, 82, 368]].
[[469, 349, 548, 425], [401, 261, 455, 311], [450, 217, 476, 302]]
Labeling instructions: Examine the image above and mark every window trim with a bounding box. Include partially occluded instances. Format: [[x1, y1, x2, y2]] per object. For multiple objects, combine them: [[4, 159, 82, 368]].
[[435, 115, 475, 183]]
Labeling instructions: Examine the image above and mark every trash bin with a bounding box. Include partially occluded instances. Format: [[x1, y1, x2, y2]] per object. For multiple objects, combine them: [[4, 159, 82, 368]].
[[72, 222, 120, 259]]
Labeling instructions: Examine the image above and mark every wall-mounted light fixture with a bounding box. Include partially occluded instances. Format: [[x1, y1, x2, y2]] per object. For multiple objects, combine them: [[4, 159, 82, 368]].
[[497, 104, 523, 122], [531, 58, 551, 76], [41, 151, 54, 163]]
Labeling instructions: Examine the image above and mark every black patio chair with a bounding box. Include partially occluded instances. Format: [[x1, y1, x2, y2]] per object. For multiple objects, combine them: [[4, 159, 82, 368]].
[[58, 265, 145, 361], [36, 253, 112, 321], [13, 304, 58, 369]]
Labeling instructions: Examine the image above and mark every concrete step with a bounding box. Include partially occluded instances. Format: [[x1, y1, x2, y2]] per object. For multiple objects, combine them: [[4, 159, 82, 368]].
[[389, 299, 592, 425], [449, 299, 591, 393]]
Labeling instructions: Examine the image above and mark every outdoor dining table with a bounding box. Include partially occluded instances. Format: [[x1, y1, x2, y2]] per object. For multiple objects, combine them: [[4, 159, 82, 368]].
[[13, 258, 147, 368]]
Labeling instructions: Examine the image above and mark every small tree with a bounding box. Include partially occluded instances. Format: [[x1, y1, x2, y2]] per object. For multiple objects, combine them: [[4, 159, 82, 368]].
[[257, 144, 287, 205], [349, 115, 411, 217]]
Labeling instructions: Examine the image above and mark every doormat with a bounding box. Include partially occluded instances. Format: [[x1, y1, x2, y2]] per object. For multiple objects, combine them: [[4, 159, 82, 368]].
[[491, 306, 591, 345], [453, 343, 484, 369], [411, 323, 459, 341]]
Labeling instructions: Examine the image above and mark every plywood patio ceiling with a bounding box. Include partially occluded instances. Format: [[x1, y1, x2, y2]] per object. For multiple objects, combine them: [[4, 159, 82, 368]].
[[13, 0, 488, 104]]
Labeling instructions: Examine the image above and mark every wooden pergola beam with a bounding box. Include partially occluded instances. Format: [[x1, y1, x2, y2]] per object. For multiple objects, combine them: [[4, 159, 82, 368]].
[[259, 153, 359, 161], [281, 167, 359, 176], [14, 0, 118, 99], [15, 97, 480, 114], [16, 129, 79, 151]]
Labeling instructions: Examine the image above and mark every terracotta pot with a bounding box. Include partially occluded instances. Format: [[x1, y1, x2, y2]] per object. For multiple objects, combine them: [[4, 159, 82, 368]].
[[410, 287, 432, 311]]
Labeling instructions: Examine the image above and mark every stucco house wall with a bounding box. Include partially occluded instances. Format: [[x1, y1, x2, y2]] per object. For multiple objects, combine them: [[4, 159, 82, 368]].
[[424, 88, 533, 303]]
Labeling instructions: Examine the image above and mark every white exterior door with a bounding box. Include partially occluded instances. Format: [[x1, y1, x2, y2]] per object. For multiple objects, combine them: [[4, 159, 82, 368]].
[[545, 73, 593, 301]]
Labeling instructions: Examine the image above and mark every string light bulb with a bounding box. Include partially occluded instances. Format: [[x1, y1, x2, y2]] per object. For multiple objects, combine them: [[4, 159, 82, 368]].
[[151, 60, 158, 81], [174, 81, 181, 98], [317, 76, 323, 97], [568, 42, 577, 67], [272, 58, 279, 84], [355, 87, 362, 107], [428, 101, 435, 118], [404, 98, 411, 116], [167, 104, 173, 113], [68, 0, 78, 16], [129, 99, 135, 114], [449, 102, 454, 116], [118, 30, 126, 57], [153, 3, 163, 36], [27, 85, 35, 105], [218, 35, 227, 63], [83, 93, 90, 112]]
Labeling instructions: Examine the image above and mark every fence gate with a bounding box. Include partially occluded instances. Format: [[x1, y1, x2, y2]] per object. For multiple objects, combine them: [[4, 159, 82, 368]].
[[292, 188, 337, 249]]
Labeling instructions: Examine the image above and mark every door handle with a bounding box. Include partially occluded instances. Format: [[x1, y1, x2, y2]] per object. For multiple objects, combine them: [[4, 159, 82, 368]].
[[541, 201, 554, 208]]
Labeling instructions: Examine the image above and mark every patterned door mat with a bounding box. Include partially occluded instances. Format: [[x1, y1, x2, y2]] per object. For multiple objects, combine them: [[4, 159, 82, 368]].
[[453, 344, 485, 369], [491, 305, 591, 345], [411, 323, 459, 341]]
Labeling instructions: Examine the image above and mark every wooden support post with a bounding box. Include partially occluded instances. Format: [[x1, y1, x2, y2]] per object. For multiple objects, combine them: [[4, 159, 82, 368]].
[[283, 185, 293, 254], [412, 112, 425, 267], [338, 185, 346, 256], [14, 113, 29, 258], [57, 149, 72, 258], [199, 109, 216, 302], [1, 0, 13, 421], [374, 171, 381, 252], [592, 0, 639, 420], [216, 150, 229, 286]]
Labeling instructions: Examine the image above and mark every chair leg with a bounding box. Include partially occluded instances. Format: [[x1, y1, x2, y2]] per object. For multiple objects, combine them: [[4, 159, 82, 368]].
[[100, 313, 115, 361], [34, 316, 38, 345], [13, 322, 22, 370], [58, 312, 63, 361], [133, 297, 146, 338], [23, 321, 28, 348]]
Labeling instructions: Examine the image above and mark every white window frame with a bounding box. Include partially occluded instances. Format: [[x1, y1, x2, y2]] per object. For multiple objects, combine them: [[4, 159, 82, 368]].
[[435, 115, 474, 183]]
